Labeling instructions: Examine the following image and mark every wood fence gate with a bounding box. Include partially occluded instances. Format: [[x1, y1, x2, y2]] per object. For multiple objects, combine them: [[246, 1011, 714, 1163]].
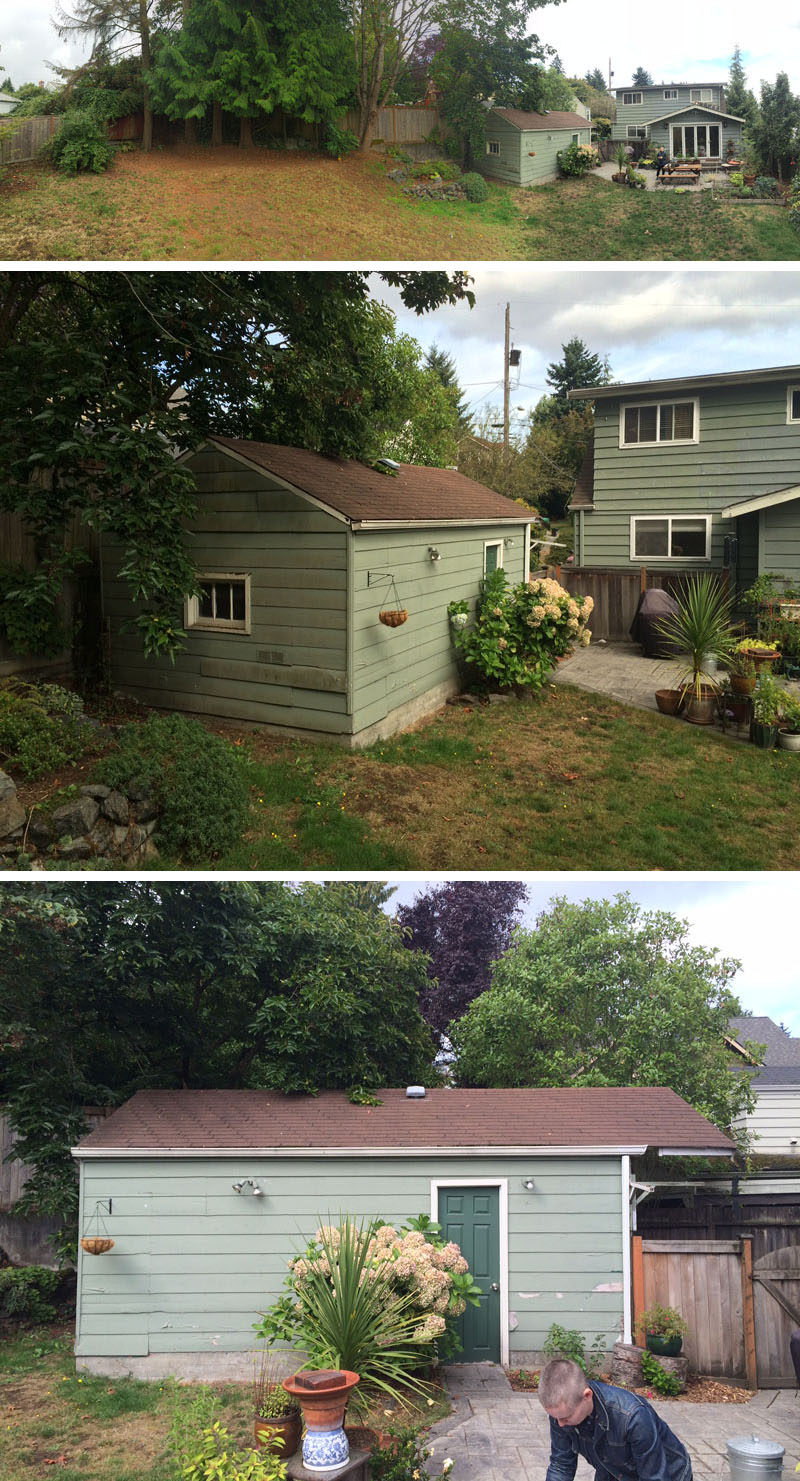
[[752, 1245, 800, 1386], [633, 1236, 758, 1387]]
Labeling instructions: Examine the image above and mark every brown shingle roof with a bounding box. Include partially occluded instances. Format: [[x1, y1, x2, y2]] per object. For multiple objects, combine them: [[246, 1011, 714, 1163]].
[[206, 438, 531, 526], [491, 108, 592, 132], [74, 1087, 733, 1155]]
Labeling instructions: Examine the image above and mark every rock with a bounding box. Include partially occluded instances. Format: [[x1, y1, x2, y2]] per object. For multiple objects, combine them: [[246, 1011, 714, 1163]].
[[128, 824, 149, 850], [57, 836, 93, 860], [101, 789, 129, 826], [488, 692, 512, 704], [127, 781, 153, 803], [27, 815, 55, 849], [0, 770, 18, 803], [652, 1354, 689, 1390], [0, 794, 26, 841], [50, 795, 100, 839], [140, 838, 160, 862], [80, 783, 111, 800], [113, 825, 129, 847], [132, 792, 159, 823], [89, 817, 117, 856]]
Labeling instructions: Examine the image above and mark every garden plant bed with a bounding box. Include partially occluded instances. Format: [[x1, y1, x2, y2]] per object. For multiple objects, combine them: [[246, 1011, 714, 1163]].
[[505, 1368, 752, 1403]]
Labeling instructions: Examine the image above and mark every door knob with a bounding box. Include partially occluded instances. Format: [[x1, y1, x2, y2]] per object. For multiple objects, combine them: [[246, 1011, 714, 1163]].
[[490, 1282, 499, 1292]]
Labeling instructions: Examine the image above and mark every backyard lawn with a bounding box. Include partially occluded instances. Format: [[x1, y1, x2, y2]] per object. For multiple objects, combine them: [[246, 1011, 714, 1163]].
[[1, 147, 796, 260]]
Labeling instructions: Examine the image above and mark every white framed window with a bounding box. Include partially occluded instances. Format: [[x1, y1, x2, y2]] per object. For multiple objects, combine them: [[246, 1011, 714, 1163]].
[[664, 88, 678, 100], [787, 386, 800, 423], [620, 398, 699, 447], [629, 516, 711, 561], [623, 91, 642, 106], [486, 139, 500, 155], [483, 540, 504, 575], [186, 572, 251, 633], [572, 133, 580, 142], [627, 125, 646, 139], [690, 88, 714, 103]]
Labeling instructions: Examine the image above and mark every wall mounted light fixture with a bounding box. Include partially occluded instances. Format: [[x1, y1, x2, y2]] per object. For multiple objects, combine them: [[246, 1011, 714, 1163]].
[[504, 538, 516, 548], [428, 547, 441, 562], [232, 1178, 263, 1195], [522, 1178, 536, 1191]]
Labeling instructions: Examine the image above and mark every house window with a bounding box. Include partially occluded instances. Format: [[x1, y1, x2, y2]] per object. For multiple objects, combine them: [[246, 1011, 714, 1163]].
[[623, 91, 642, 106], [572, 133, 580, 143], [630, 516, 711, 561], [788, 386, 800, 423], [484, 540, 504, 575], [664, 88, 678, 100], [487, 140, 500, 155], [186, 573, 251, 632], [691, 88, 714, 103], [620, 399, 699, 446], [627, 126, 646, 139]]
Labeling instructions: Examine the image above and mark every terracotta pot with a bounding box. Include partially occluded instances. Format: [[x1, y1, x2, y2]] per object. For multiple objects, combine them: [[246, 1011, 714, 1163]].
[[655, 688, 684, 715], [730, 673, 756, 695], [739, 648, 779, 672], [254, 1412, 302, 1458], [282, 1370, 360, 1432]]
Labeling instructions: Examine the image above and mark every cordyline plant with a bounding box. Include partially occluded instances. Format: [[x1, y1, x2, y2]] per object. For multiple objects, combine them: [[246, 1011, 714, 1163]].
[[655, 574, 735, 700], [254, 1214, 480, 1413]]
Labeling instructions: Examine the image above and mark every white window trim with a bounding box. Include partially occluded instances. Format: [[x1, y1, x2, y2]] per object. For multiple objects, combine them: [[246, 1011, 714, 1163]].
[[691, 88, 714, 103], [619, 397, 700, 448], [787, 385, 800, 423], [484, 539, 504, 574], [627, 125, 646, 139], [185, 572, 252, 633], [572, 133, 580, 143], [486, 139, 500, 155], [629, 514, 712, 562], [664, 88, 678, 100], [623, 91, 642, 106], [431, 1178, 510, 1367]]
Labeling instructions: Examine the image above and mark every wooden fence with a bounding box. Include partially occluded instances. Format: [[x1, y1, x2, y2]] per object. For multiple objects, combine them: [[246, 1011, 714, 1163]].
[[0, 112, 62, 164], [1, 1108, 111, 1267], [633, 1235, 756, 1385], [0, 510, 98, 679], [340, 104, 443, 145], [556, 566, 729, 641]]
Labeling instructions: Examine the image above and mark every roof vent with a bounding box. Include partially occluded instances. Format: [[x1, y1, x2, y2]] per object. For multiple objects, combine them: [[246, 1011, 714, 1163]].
[[406, 1085, 426, 1098], [376, 457, 400, 470]]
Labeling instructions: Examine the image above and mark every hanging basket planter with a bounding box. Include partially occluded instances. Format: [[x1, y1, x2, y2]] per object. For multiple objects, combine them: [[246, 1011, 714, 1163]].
[[81, 1236, 114, 1255], [379, 608, 408, 627]]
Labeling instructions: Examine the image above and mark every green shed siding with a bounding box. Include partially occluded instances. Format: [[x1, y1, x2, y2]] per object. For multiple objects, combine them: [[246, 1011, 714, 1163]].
[[762, 500, 800, 585], [350, 524, 526, 734], [580, 379, 800, 573], [480, 115, 522, 184], [104, 447, 350, 734], [76, 1154, 623, 1363], [519, 127, 590, 186], [612, 85, 724, 140]]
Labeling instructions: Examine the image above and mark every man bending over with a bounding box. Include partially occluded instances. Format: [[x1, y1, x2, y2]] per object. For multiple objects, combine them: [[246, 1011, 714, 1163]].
[[539, 1359, 692, 1481]]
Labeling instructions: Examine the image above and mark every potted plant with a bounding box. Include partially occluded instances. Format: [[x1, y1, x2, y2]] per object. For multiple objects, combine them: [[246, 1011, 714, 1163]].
[[447, 598, 469, 631], [636, 1303, 688, 1357], [777, 693, 800, 751], [612, 145, 628, 183], [253, 1346, 302, 1458], [735, 637, 780, 673], [751, 670, 782, 748], [655, 575, 734, 724], [726, 650, 757, 695]]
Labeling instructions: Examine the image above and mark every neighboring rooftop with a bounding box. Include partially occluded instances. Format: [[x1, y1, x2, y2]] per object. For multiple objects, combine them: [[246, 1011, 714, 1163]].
[[568, 363, 800, 401], [203, 438, 531, 527], [727, 1016, 800, 1082], [615, 81, 725, 91], [73, 1087, 734, 1157]]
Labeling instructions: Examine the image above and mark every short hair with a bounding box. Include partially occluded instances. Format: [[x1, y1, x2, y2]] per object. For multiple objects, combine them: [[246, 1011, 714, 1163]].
[[538, 1359, 589, 1409]]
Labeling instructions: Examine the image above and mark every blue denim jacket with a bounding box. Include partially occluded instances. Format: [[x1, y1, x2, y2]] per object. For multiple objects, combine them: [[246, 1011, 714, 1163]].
[[545, 1380, 692, 1481]]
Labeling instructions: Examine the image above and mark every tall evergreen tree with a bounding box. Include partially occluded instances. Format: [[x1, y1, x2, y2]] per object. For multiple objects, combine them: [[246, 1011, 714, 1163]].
[[424, 342, 472, 434], [726, 44, 757, 125], [545, 337, 609, 411], [750, 72, 800, 180], [585, 66, 606, 90], [631, 66, 653, 86]]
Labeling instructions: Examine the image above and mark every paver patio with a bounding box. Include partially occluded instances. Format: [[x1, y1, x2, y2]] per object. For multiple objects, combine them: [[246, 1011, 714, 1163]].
[[551, 640, 800, 716], [426, 1364, 800, 1481], [594, 161, 733, 193]]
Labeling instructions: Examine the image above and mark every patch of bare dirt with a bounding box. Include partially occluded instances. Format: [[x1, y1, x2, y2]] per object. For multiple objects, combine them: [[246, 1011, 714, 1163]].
[[505, 1370, 753, 1403]]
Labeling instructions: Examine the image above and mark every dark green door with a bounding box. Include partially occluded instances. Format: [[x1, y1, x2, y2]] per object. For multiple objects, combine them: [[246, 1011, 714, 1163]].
[[439, 1186, 501, 1363]]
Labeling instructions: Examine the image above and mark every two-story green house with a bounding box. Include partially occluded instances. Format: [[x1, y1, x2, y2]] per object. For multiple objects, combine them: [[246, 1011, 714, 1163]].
[[567, 363, 800, 594], [611, 80, 744, 160]]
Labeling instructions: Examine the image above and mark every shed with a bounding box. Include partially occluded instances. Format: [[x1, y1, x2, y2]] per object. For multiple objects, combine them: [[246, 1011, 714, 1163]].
[[101, 438, 532, 746], [72, 1086, 733, 1379], [481, 108, 593, 187], [0, 91, 18, 116]]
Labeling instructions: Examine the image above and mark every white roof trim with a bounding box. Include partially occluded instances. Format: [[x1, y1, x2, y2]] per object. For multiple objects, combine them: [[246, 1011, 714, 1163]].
[[351, 517, 531, 530], [658, 1147, 734, 1158], [721, 483, 800, 518], [73, 1142, 651, 1160]]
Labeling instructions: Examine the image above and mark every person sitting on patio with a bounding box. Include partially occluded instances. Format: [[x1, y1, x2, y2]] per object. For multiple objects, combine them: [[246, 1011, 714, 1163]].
[[539, 1359, 693, 1481], [655, 146, 668, 180]]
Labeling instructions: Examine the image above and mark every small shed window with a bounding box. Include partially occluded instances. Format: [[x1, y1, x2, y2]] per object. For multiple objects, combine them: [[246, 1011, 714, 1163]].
[[630, 516, 711, 561], [186, 573, 251, 633], [487, 139, 500, 155], [572, 133, 580, 143], [623, 91, 642, 106], [787, 386, 800, 423], [484, 540, 504, 575]]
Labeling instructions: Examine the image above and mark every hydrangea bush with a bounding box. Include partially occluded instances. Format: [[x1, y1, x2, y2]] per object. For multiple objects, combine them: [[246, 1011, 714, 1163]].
[[558, 141, 600, 176], [451, 568, 593, 691]]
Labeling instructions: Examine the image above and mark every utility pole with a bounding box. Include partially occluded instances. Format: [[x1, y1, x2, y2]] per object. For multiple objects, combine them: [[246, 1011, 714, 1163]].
[[503, 302, 510, 451], [608, 58, 614, 93]]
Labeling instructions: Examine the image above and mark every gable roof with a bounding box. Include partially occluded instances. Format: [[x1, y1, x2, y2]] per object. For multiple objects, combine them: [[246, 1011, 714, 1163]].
[[728, 1016, 800, 1067], [490, 108, 592, 132], [652, 104, 744, 125], [201, 438, 531, 528], [73, 1087, 734, 1158], [568, 363, 800, 402], [721, 484, 800, 520]]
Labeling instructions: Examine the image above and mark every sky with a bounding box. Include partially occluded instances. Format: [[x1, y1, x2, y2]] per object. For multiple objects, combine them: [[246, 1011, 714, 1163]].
[[378, 874, 800, 1035], [381, 268, 800, 431], [3, 0, 797, 100]]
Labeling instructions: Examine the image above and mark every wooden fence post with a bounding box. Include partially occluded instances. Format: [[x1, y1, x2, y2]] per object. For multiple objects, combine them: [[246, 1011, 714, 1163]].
[[632, 1234, 645, 1340], [639, 566, 647, 593], [741, 1236, 757, 1390]]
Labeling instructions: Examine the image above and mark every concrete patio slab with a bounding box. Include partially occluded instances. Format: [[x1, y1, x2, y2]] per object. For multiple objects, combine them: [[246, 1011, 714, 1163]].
[[593, 161, 732, 192], [550, 640, 800, 718], [426, 1365, 800, 1481]]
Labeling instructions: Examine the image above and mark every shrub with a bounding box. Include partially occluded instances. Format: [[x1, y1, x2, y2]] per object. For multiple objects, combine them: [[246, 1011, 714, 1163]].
[[324, 123, 359, 157], [0, 1266, 60, 1323], [592, 116, 612, 139], [0, 563, 66, 658], [460, 171, 488, 202], [729, 171, 744, 187], [369, 1427, 455, 1481], [0, 681, 91, 780], [559, 141, 600, 177], [181, 1422, 286, 1481], [640, 1349, 682, 1396], [451, 569, 592, 691], [92, 713, 250, 861], [49, 110, 114, 174], [753, 175, 781, 197], [543, 1323, 606, 1378]]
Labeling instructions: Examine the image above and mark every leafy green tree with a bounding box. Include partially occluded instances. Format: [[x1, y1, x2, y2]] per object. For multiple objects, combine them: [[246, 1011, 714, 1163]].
[[0, 882, 436, 1258], [545, 336, 609, 409], [55, 0, 169, 150], [750, 71, 800, 180], [523, 397, 595, 520], [424, 342, 472, 433], [631, 66, 652, 86], [571, 75, 615, 119], [0, 270, 473, 659], [726, 44, 757, 126], [449, 893, 761, 1146]]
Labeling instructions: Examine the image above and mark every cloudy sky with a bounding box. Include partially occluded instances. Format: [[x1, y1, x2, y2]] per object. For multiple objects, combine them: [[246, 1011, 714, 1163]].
[[381, 267, 800, 430], [379, 874, 800, 1034], [3, 0, 796, 99]]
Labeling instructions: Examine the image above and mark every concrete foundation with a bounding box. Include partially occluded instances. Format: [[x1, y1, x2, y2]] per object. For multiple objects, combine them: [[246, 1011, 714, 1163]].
[[76, 1349, 303, 1381]]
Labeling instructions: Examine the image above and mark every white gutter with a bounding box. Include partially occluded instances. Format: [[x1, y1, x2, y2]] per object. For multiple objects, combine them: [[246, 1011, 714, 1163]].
[[720, 484, 800, 519], [73, 1142, 651, 1160], [569, 363, 800, 401], [350, 517, 531, 531], [621, 1155, 632, 1343]]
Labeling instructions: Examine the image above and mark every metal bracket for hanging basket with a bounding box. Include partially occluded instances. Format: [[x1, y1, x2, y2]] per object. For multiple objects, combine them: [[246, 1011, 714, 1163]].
[[81, 1199, 114, 1254], [369, 572, 408, 628]]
